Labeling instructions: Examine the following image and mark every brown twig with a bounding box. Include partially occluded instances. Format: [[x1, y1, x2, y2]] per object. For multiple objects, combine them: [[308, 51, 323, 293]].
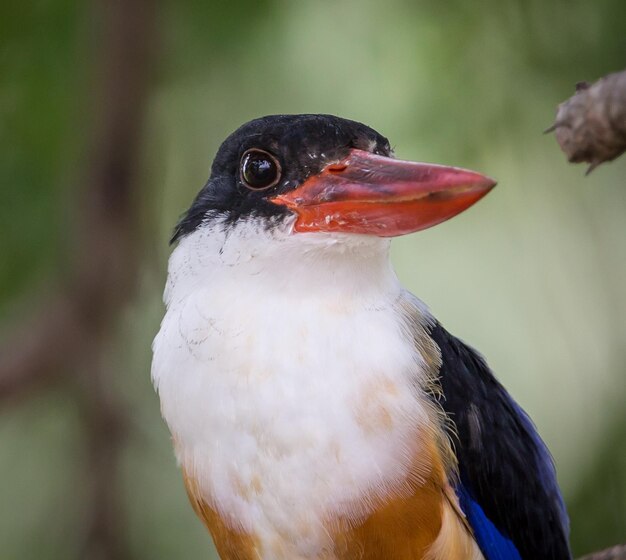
[[546, 69, 626, 174], [78, 352, 132, 560], [71, 1, 158, 556], [0, 293, 85, 401], [578, 544, 626, 560]]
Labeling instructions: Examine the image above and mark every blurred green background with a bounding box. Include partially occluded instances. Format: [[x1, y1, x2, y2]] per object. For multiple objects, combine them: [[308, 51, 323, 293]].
[[1, 0, 625, 558]]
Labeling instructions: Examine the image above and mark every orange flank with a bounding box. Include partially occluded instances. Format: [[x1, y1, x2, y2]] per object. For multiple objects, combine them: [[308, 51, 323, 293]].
[[182, 435, 481, 560], [330, 438, 481, 560], [184, 472, 261, 560]]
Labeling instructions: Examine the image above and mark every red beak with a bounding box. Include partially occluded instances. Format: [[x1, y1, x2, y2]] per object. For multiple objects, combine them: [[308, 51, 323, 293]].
[[271, 149, 496, 236]]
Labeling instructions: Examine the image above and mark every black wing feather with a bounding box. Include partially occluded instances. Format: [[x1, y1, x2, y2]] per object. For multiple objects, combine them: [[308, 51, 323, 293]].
[[429, 321, 572, 560]]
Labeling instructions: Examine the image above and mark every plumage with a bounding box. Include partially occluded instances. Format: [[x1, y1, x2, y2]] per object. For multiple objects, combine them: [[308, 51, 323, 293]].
[[152, 114, 571, 559], [455, 484, 521, 560], [429, 322, 571, 559]]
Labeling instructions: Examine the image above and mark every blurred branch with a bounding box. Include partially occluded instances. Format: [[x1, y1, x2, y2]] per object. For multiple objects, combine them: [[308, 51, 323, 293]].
[[0, 0, 157, 557], [546, 69, 626, 174], [79, 353, 132, 560], [0, 293, 85, 400], [579, 544, 626, 560]]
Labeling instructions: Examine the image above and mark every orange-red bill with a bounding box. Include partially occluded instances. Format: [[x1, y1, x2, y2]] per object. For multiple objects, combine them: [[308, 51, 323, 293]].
[[271, 149, 496, 237]]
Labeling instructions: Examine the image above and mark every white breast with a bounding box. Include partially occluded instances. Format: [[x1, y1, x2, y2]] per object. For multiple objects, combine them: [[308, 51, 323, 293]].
[[152, 216, 437, 558]]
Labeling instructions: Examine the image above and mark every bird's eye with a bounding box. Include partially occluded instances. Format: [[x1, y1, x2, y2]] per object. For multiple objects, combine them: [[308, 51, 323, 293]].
[[240, 149, 281, 190]]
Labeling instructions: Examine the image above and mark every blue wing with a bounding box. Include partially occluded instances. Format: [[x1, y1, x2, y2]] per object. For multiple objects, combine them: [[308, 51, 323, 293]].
[[456, 482, 522, 560], [429, 322, 572, 560]]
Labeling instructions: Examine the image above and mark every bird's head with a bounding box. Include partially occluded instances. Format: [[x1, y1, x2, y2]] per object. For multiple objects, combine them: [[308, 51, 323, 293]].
[[173, 114, 495, 247], [168, 114, 495, 299]]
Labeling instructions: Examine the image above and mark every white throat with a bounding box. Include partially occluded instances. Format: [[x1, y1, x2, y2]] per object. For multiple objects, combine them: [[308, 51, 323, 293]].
[[152, 215, 437, 558], [162, 214, 400, 303]]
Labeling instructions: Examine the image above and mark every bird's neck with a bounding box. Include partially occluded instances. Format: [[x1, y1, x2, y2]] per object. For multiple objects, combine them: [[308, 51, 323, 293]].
[[165, 217, 403, 306]]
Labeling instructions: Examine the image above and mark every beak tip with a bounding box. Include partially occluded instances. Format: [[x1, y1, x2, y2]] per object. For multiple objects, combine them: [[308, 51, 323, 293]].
[[478, 175, 497, 193]]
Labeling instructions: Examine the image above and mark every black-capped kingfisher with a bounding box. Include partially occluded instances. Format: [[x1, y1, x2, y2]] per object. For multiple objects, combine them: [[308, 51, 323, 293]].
[[152, 115, 571, 560]]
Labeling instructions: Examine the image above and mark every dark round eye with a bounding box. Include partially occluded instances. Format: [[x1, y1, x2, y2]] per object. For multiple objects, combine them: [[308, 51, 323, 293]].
[[240, 149, 281, 190]]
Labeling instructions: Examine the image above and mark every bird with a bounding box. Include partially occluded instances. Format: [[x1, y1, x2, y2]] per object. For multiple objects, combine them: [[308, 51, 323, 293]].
[[152, 114, 572, 560]]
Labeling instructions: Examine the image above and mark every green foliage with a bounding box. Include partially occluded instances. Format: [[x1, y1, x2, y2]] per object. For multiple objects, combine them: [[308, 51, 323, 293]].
[[0, 1, 89, 305]]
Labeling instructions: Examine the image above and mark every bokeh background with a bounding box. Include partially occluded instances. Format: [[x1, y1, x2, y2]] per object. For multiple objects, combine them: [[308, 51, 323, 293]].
[[1, 0, 625, 558]]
